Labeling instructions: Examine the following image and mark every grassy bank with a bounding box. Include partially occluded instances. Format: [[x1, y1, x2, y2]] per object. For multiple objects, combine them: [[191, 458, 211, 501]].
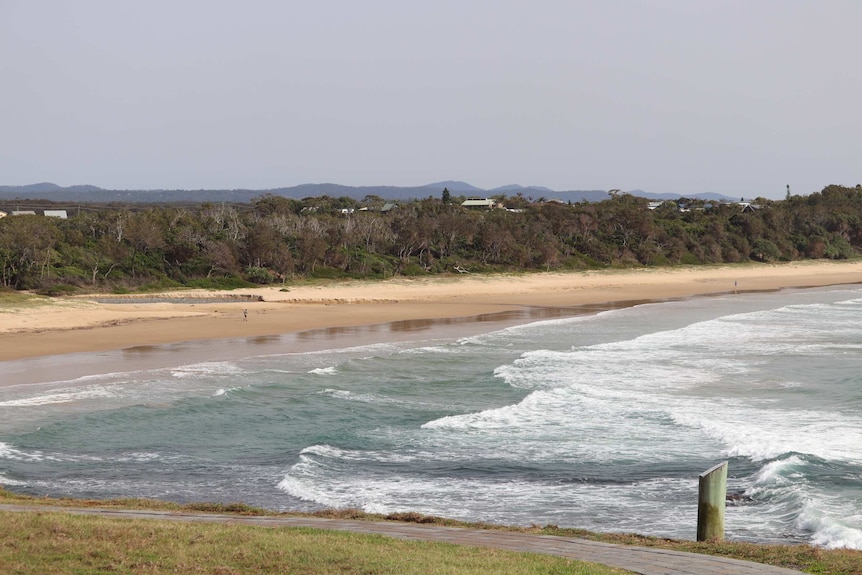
[[1, 490, 860, 574], [0, 511, 625, 575]]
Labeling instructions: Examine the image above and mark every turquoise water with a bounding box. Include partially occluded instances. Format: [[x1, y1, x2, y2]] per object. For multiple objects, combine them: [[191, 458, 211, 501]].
[[1, 286, 861, 548]]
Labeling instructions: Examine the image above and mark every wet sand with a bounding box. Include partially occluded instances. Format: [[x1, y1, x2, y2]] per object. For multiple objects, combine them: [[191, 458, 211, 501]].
[[2, 261, 861, 368]]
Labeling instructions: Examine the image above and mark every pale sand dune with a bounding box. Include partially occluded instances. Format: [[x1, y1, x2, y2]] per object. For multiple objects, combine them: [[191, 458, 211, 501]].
[[2, 261, 861, 362]]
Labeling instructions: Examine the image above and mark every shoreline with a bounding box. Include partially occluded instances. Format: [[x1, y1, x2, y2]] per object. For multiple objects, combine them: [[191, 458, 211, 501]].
[[2, 261, 862, 365], [3, 264, 862, 555]]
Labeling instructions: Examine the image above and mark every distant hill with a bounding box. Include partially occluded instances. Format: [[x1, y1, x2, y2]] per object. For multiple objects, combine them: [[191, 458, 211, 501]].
[[424, 180, 484, 194], [0, 182, 739, 204], [488, 184, 554, 194]]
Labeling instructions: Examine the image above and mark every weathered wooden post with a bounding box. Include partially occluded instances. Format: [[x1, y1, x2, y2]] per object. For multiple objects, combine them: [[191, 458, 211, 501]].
[[697, 461, 728, 541]]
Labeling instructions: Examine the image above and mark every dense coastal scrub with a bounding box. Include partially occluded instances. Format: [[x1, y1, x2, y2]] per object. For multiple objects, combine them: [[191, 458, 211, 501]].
[[1, 185, 860, 293]]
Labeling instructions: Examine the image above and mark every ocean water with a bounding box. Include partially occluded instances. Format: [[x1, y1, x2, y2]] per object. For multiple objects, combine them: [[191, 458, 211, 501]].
[[1, 286, 860, 549]]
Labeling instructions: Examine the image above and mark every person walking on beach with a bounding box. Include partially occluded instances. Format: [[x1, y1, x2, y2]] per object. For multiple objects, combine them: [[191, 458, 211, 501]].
[[243, 309, 248, 321]]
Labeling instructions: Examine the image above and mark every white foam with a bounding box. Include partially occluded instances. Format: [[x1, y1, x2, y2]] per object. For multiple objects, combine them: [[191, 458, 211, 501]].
[[417, 384, 701, 467], [494, 343, 722, 394], [482, 295, 862, 469], [113, 451, 164, 463], [308, 366, 337, 375], [310, 341, 407, 357], [317, 389, 406, 406], [0, 384, 118, 407], [400, 344, 458, 355], [299, 443, 416, 464], [0, 441, 54, 462], [798, 501, 862, 549], [170, 361, 243, 378], [278, 462, 699, 534], [212, 385, 247, 397], [1, 370, 145, 392], [0, 473, 26, 486], [251, 341, 409, 362], [672, 403, 862, 463], [751, 455, 806, 487], [422, 388, 574, 432], [453, 334, 495, 346], [497, 305, 649, 336], [0, 441, 160, 465]]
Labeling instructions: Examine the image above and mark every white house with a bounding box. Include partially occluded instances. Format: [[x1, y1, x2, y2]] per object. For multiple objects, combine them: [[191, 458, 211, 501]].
[[737, 202, 762, 213], [461, 198, 496, 209], [44, 210, 68, 219]]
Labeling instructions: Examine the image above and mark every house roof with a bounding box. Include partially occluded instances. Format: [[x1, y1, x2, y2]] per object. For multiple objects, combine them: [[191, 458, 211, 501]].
[[461, 198, 495, 208], [737, 202, 763, 212]]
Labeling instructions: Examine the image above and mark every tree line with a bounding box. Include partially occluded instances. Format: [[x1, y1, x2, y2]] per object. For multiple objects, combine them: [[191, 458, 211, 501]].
[[1, 184, 861, 294]]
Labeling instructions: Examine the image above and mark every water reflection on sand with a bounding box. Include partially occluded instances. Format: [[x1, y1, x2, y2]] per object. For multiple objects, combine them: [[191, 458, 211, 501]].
[[2, 303, 642, 388]]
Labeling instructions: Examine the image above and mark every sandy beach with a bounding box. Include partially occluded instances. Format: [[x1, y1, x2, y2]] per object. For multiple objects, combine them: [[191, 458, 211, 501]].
[[2, 261, 862, 363]]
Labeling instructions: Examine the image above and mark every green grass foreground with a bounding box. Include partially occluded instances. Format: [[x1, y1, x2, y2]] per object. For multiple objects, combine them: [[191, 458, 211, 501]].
[[0, 512, 625, 575], [1, 489, 860, 574]]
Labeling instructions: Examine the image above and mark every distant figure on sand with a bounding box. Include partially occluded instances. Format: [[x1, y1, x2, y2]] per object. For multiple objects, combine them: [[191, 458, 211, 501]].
[[243, 309, 248, 321]]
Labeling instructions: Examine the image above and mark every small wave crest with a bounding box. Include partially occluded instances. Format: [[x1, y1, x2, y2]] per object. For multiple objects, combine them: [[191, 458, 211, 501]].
[[739, 453, 862, 549], [299, 444, 416, 464], [278, 444, 420, 507], [317, 389, 406, 406], [751, 454, 807, 487], [0, 441, 162, 465], [0, 441, 56, 463], [308, 366, 337, 375], [799, 501, 862, 549], [400, 344, 457, 355], [213, 386, 246, 397], [170, 361, 243, 379], [0, 472, 26, 486], [421, 388, 572, 432], [668, 398, 862, 464], [0, 384, 118, 407], [277, 461, 700, 528]]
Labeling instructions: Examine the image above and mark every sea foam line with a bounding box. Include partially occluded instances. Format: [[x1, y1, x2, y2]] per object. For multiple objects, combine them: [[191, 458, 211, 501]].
[[0, 385, 118, 407]]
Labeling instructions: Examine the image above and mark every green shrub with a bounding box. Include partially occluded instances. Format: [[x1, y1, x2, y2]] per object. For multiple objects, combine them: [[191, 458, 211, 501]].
[[400, 262, 427, 276], [751, 239, 781, 262], [51, 265, 89, 280], [244, 266, 277, 284], [310, 266, 344, 279], [826, 236, 856, 259], [679, 253, 701, 265], [648, 254, 670, 266], [35, 284, 80, 296]]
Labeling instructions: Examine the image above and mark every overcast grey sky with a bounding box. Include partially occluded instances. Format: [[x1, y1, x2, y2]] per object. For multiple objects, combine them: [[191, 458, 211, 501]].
[[2, 1, 860, 198]]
